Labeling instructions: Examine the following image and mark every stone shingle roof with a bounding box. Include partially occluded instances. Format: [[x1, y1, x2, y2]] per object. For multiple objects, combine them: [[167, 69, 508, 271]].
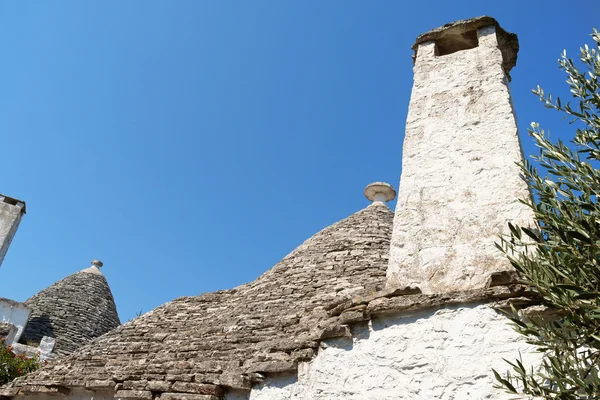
[[19, 265, 120, 356], [4, 202, 394, 398]]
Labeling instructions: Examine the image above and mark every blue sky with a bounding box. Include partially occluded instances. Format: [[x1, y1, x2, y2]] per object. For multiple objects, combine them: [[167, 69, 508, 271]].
[[0, 1, 597, 321]]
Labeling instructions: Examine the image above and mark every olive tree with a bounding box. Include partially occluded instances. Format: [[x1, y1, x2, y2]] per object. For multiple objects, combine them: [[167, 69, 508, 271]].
[[495, 29, 600, 399]]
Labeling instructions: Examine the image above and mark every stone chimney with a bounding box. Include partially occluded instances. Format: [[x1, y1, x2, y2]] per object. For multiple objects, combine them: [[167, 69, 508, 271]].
[[0, 194, 26, 269], [387, 17, 534, 294]]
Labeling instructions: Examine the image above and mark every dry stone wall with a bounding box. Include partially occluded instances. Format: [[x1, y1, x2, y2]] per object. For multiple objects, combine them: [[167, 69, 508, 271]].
[[21, 269, 120, 355], [6, 292, 540, 400], [3, 203, 394, 398]]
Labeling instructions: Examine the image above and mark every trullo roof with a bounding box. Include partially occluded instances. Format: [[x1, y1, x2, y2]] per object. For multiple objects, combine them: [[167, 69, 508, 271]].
[[4, 200, 393, 398], [19, 263, 120, 356]]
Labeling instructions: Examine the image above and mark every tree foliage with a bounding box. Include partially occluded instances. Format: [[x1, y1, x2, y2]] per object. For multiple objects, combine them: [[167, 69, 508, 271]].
[[495, 29, 600, 399], [0, 338, 42, 385]]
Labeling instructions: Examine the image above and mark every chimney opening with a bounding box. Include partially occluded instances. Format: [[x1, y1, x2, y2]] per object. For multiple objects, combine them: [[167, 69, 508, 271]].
[[435, 28, 479, 56], [1, 196, 19, 206]]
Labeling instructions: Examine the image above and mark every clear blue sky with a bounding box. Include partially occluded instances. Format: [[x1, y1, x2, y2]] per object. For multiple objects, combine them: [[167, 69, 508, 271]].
[[0, 1, 597, 321]]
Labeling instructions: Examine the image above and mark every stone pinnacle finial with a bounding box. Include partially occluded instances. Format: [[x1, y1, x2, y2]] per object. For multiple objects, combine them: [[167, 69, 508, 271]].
[[364, 182, 396, 203], [91, 260, 103, 268]]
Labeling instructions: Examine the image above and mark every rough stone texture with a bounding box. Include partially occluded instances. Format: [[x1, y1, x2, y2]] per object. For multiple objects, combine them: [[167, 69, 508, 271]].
[[412, 16, 519, 78], [388, 22, 535, 294], [11, 388, 113, 400], [3, 203, 394, 398], [0, 323, 17, 344], [3, 279, 537, 399], [0, 298, 31, 343], [247, 304, 540, 400], [0, 195, 25, 269], [0, 16, 542, 400], [20, 266, 120, 356]]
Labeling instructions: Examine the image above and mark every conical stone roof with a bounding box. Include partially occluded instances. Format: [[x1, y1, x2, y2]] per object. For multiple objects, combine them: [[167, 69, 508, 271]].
[[5, 200, 394, 397], [20, 262, 120, 356]]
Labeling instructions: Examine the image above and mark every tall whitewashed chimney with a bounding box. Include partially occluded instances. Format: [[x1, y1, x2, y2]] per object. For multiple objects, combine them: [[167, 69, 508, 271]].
[[387, 17, 534, 293], [0, 194, 26, 269]]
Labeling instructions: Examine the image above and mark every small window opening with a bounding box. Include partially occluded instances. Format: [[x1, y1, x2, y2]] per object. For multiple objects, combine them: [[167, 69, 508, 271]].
[[435, 29, 479, 56]]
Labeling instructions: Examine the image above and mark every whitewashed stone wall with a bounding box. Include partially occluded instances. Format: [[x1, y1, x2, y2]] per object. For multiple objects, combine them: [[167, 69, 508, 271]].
[[242, 304, 538, 400], [0, 196, 25, 269], [387, 24, 535, 293], [0, 298, 31, 343]]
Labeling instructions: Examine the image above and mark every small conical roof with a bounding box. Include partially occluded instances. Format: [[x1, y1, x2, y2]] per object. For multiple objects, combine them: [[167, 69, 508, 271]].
[[20, 261, 120, 356], [5, 193, 394, 396]]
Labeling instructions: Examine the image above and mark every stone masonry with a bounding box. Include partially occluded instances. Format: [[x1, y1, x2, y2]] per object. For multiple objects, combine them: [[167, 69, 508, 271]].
[[0, 195, 25, 269], [0, 16, 544, 400], [20, 263, 120, 356], [387, 16, 535, 293], [2, 197, 397, 398], [0, 182, 539, 399]]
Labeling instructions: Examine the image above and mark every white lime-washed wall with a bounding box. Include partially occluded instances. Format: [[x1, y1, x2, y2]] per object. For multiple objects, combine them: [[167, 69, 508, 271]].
[[387, 24, 535, 293], [0, 298, 31, 343], [239, 304, 539, 400], [0, 196, 25, 269]]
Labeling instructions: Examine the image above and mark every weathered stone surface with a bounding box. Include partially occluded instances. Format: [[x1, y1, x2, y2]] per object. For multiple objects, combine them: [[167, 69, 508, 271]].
[[246, 362, 296, 374], [18, 386, 69, 396], [486, 270, 521, 287], [160, 393, 220, 400], [412, 16, 519, 77], [122, 381, 148, 391], [364, 285, 536, 316], [0, 387, 19, 397], [147, 381, 171, 392], [0, 323, 17, 343], [337, 309, 367, 325], [165, 376, 193, 383], [213, 374, 251, 391], [4, 203, 394, 396], [115, 390, 152, 400], [85, 380, 116, 391], [388, 20, 535, 294], [170, 382, 223, 397], [0, 194, 25, 270], [20, 266, 120, 356], [2, 280, 537, 399], [316, 325, 351, 340], [0, 16, 546, 400]]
